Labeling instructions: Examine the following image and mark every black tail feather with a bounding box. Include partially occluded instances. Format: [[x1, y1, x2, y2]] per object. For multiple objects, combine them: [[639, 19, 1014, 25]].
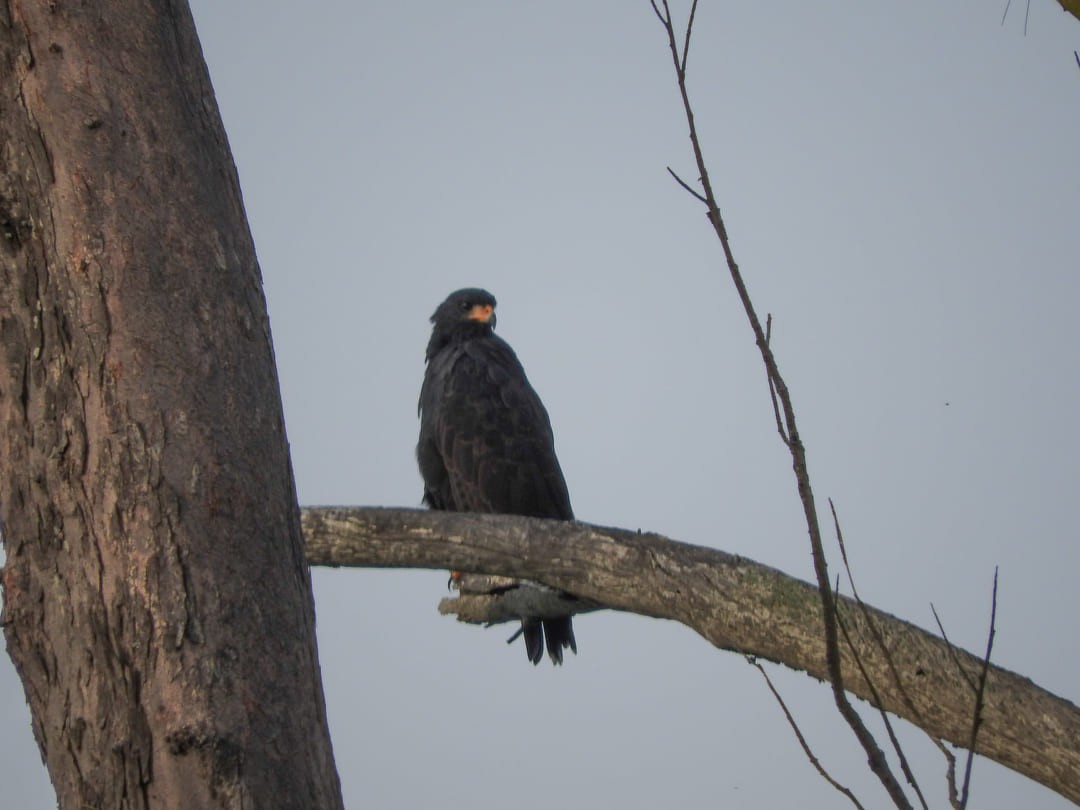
[[542, 617, 576, 666], [521, 620, 544, 665], [511, 617, 577, 665]]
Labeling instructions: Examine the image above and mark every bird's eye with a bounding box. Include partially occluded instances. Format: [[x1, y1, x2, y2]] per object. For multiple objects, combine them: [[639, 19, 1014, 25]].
[[459, 300, 471, 311]]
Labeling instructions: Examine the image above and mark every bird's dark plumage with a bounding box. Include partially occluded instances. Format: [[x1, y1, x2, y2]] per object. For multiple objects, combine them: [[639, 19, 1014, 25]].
[[418, 288, 577, 665]]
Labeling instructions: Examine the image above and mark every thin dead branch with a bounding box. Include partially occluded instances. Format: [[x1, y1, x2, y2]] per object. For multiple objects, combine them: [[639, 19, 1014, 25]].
[[931, 605, 978, 693], [764, 315, 790, 445], [927, 603, 978, 808], [829, 500, 929, 809], [666, 166, 708, 203], [832, 499, 922, 715], [960, 569, 999, 808], [750, 658, 866, 810], [835, 602, 930, 810], [943, 743, 962, 810], [679, 0, 699, 72], [650, 4, 911, 806]]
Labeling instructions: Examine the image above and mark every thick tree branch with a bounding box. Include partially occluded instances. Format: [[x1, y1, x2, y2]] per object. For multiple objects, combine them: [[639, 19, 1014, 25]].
[[302, 506, 1080, 806]]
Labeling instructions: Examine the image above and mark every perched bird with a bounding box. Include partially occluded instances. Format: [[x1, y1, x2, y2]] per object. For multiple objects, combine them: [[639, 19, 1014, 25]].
[[417, 288, 577, 665]]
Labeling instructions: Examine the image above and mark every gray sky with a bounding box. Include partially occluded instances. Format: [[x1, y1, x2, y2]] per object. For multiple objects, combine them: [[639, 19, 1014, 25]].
[[3, 2, 1079, 807]]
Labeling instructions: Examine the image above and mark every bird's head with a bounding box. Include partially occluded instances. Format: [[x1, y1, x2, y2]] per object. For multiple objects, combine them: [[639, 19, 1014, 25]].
[[426, 288, 497, 360]]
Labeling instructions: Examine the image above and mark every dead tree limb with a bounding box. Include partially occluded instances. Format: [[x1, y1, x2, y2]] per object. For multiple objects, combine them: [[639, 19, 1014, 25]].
[[302, 506, 1080, 806]]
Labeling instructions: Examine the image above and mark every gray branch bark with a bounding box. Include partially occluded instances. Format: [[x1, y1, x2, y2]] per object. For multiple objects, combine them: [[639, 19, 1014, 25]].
[[303, 506, 1080, 806]]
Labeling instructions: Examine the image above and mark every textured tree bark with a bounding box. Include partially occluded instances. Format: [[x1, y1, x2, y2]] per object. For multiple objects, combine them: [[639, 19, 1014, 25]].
[[0, 4, 342, 809], [303, 506, 1080, 806]]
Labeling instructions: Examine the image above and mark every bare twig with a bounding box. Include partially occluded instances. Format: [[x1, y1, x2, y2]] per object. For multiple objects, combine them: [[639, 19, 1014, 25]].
[[833, 613, 928, 810], [680, 0, 699, 72], [649, 0, 667, 26], [960, 569, 999, 808], [931, 605, 978, 694], [835, 603, 930, 810], [666, 166, 708, 203], [832, 499, 927, 719], [651, 6, 911, 807], [942, 742, 962, 810], [830, 504, 929, 810], [1000, 0, 1031, 34], [765, 315, 790, 445], [750, 658, 866, 810], [898, 582, 991, 807]]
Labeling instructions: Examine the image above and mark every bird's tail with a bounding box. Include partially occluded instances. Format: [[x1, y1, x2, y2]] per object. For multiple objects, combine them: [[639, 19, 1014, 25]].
[[520, 617, 577, 666]]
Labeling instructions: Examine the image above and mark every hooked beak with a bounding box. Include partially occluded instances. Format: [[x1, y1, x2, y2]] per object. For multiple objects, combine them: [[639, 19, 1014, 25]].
[[467, 303, 495, 323]]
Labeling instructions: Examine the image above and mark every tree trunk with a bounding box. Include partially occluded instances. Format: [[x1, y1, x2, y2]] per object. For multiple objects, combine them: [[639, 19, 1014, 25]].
[[0, 3, 343, 808]]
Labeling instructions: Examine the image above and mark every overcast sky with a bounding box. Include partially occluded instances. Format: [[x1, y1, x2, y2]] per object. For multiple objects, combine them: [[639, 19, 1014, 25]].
[[3, 2, 1079, 808]]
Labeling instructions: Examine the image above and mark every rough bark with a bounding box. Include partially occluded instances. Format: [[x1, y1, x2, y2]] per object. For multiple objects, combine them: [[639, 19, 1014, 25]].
[[303, 506, 1080, 806], [0, 3, 342, 809]]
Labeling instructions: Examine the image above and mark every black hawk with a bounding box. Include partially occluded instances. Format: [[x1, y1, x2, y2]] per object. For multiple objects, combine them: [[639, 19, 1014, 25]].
[[417, 288, 577, 665]]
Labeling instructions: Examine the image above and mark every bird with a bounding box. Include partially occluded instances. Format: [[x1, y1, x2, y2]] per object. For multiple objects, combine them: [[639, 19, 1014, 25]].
[[417, 288, 577, 665]]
